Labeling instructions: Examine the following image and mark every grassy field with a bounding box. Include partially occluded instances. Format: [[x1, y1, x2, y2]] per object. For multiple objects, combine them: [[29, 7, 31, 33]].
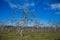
[[0, 31, 60, 40]]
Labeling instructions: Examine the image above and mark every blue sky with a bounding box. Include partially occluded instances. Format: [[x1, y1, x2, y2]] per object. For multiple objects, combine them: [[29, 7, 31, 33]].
[[0, 0, 60, 26]]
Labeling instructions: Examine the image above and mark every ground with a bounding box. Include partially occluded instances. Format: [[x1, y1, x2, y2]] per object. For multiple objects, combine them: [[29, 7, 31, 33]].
[[0, 31, 60, 40]]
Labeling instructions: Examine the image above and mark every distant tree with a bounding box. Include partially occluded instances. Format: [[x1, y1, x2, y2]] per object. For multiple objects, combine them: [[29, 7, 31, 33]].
[[48, 20, 60, 32], [34, 19, 40, 32]]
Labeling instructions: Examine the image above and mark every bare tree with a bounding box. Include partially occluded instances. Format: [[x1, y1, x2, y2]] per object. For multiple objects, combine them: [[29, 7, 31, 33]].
[[34, 19, 40, 32], [12, 8, 36, 36], [20, 8, 36, 36]]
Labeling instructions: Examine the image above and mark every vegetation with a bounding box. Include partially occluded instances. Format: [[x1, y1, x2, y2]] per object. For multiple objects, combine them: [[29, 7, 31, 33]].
[[0, 31, 60, 40]]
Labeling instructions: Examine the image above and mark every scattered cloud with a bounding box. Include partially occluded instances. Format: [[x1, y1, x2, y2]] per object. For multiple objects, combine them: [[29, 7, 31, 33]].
[[50, 3, 60, 10], [4, 0, 35, 9], [24, 2, 35, 7], [50, 3, 60, 15], [8, 2, 18, 8], [4, 0, 17, 8]]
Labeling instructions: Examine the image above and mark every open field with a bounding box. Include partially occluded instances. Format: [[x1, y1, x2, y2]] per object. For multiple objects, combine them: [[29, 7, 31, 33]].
[[0, 31, 60, 40]]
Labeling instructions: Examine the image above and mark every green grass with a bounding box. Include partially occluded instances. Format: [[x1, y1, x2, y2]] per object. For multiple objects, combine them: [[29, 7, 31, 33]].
[[0, 31, 60, 40]]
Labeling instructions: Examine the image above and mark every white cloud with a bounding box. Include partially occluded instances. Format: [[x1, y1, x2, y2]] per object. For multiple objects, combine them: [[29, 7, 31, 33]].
[[51, 3, 60, 10], [50, 3, 60, 15], [8, 2, 18, 8], [4, 0, 18, 8], [24, 2, 35, 7], [4, 0, 35, 9]]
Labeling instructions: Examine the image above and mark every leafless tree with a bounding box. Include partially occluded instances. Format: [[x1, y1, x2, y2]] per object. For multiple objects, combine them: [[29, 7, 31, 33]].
[[34, 19, 40, 32], [12, 8, 36, 36]]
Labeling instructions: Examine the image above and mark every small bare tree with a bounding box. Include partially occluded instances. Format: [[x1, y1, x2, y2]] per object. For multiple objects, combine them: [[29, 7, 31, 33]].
[[34, 19, 40, 32]]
